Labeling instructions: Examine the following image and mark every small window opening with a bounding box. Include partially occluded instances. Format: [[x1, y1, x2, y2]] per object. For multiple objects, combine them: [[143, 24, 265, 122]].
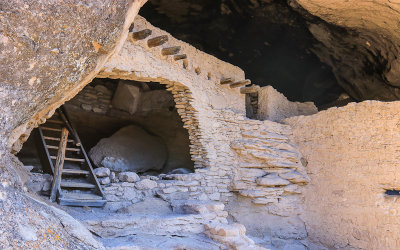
[[385, 189, 400, 196]]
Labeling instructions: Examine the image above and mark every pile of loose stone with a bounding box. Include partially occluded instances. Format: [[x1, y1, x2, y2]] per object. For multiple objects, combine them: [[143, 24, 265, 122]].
[[94, 167, 210, 211], [26, 172, 53, 195]]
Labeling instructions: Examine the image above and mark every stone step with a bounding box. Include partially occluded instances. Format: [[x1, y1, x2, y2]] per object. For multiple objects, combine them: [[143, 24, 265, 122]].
[[82, 211, 227, 238], [99, 233, 223, 250], [205, 223, 268, 250], [61, 181, 96, 189], [62, 168, 89, 175], [58, 198, 106, 207]]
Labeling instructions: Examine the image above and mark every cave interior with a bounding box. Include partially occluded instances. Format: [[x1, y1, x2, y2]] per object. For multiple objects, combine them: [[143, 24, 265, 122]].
[[17, 78, 194, 180]]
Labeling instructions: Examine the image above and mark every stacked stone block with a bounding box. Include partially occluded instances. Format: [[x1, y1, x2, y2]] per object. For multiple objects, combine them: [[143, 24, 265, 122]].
[[165, 82, 210, 169], [68, 84, 112, 114]]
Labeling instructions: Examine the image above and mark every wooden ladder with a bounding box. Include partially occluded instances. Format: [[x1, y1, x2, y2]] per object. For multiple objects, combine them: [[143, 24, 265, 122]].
[[37, 106, 106, 207]]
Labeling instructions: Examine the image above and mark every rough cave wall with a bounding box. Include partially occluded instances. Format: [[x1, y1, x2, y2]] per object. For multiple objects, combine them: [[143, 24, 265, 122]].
[[139, 0, 342, 106], [286, 101, 400, 249], [141, 0, 400, 104], [291, 0, 400, 101], [0, 0, 146, 248]]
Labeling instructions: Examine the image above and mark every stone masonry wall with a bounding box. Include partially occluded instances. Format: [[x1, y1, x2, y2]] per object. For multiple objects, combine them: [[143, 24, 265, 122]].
[[94, 15, 310, 245], [257, 86, 317, 122], [97, 15, 247, 203], [228, 114, 309, 242], [285, 101, 400, 249], [67, 84, 113, 115]]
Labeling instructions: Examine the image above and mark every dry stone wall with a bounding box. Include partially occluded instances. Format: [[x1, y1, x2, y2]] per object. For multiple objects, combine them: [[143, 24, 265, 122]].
[[1, 2, 311, 249], [165, 83, 210, 170], [256, 86, 317, 122], [95, 15, 311, 245], [102, 172, 208, 211], [228, 115, 309, 242], [286, 101, 400, 249], [67, 84, 113, 115]]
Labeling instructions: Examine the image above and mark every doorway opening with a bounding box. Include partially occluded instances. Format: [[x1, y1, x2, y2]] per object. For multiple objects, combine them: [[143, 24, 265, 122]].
[[17, 78, 195, 201]]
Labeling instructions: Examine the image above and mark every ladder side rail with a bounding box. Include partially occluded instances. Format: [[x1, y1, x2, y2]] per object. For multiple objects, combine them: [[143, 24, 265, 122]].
[[77, 143, 106, 198], [61, 106, 106, 199], [38, 127, 63, 197], [49, 127, 69, 202], [33, 128, 53, 174], [58, 108, 81, 146], [37, 127, 56, 173]]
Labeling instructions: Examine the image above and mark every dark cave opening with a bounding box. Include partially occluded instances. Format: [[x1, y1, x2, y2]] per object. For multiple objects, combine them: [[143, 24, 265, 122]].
[[17, 78, 194, 178], [139, 0, 347, 107]]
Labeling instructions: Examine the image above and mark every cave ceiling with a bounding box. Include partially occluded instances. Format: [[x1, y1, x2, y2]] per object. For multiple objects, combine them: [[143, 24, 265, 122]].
[[140, 0, 400, 106]]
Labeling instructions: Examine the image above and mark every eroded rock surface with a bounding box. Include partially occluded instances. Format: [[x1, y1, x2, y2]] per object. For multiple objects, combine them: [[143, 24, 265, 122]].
[[291, 0, 400, 101], [2, 0, 145, 153], [0, 0, 145, 248]]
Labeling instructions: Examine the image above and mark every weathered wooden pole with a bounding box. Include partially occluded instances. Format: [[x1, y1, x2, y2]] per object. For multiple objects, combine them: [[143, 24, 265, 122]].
[[240, 84, 260, 94], [220, 78, 233, 85], [49, 127, 69, 202], [230, 79, 251, 88], [131, 29, 152, 41], [161, 46, 181, 56], [174, 54, 187, 61], [147, 35, 168, 47]]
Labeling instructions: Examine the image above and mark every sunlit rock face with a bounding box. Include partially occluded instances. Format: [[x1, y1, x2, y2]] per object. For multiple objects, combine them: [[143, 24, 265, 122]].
[[0, 1, 145, 248], [0, 0, 145, 153]]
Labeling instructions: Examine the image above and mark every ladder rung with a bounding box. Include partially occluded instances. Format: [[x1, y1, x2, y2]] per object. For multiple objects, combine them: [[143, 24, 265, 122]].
[[58, 198, 106, 207], [40, 126, 62, 132], [62, 169, 89, 175], [44, 136, 74, 143], [47, 145, 80, 152], [62, 192, 103, 200], [50, 156, 85, 162], [61, 181, 96, 189]]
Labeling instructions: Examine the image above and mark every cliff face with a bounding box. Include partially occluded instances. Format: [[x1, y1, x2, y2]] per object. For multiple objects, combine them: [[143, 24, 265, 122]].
[[0, 1, 145, 248]]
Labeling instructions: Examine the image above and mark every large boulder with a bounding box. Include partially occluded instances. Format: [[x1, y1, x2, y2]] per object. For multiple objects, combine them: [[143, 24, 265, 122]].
[[112, 81, 141, 114], [89, 125, 167, 173], [0, 1, 145, 248], [139, 89, 175, 113]]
